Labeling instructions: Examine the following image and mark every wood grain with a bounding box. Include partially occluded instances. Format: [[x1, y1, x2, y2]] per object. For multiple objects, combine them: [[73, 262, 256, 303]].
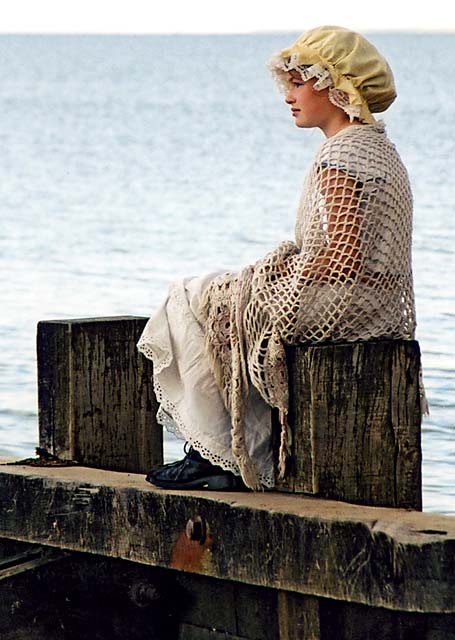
[[37, 317, 162, 473], [275, 340, 422, 509], [0, 464, 452, 614]]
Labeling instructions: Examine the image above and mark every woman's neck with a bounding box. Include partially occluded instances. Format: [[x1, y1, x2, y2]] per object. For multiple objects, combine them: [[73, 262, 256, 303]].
[[322, 119, 364, 138]]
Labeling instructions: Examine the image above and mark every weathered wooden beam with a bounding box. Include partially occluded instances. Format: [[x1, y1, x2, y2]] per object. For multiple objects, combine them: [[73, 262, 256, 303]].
[[0, 464, 453, 614], [1, 541, 453, 640], [0, 545, 182, 640], [275, 340, 422, 510], [0, 546, 68, 581], [278, 592, 320, 640], [37, 317, 162, 473], [174, 571, 279, 639], [0, 543, 280, 640]]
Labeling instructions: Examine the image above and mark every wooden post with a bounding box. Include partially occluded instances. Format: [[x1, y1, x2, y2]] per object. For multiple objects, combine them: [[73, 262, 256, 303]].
[[274, 339, 423, 638], [37, 316, 162, 474], [278, 592, 321, 640], [274, 339, 422, 510]]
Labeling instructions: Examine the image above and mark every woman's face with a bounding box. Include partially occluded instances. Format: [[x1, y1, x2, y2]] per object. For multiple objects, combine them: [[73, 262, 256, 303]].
[[284, 70, 344, 133]]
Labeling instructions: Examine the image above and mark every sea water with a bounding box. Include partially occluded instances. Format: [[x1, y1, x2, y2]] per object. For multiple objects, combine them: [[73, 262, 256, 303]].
[[0, 33, 453, 514]]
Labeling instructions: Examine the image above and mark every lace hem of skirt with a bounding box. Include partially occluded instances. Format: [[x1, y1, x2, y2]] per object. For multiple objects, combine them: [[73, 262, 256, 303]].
[[157, 381, 274, 488], [137, 338, 275, 489]]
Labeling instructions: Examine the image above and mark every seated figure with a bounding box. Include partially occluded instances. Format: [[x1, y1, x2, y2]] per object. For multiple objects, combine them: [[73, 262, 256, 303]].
[[137, 26, 418, 491]]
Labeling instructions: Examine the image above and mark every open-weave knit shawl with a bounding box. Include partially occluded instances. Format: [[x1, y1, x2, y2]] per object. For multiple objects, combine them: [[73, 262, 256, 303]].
[[199, 122, 416, 490]]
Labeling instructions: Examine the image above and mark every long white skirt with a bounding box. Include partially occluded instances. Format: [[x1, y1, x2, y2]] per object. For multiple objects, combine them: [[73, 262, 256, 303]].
[[137, 272, 404, 490], [137, 272, 275, 488]]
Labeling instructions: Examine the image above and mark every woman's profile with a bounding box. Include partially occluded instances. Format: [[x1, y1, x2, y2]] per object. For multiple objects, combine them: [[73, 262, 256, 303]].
[[137, 25, 422, 491]]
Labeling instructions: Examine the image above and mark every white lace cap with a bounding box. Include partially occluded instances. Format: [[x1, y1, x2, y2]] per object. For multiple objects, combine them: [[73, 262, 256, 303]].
[[268, 53, 362, 122]]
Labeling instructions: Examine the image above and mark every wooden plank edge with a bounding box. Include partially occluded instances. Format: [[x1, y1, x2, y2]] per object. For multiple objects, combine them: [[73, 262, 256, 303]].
[[0, 465, 453, 614]]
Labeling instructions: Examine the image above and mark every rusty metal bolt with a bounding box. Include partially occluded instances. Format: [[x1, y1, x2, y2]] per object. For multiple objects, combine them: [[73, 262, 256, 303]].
[[186, 515, 207, 544], [128, 582, 160, 608]]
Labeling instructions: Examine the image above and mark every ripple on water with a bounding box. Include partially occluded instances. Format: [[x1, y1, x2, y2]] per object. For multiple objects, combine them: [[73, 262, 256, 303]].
[[1, 33, 454, 515]]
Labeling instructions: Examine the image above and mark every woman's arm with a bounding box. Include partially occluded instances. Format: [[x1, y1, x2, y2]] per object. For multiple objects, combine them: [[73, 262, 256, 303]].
[[299, 166, 365, 283]]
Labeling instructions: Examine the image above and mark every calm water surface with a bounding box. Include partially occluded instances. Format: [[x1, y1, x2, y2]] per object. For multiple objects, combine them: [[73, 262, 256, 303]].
[[0, 33, 453, 514]]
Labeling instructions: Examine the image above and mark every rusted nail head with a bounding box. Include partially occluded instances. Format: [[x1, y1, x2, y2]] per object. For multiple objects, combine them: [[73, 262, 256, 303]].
[[186, 515, 207, 543]]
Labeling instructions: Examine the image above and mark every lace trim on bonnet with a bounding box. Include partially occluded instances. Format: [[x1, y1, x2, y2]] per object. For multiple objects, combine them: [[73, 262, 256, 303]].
[[267, 55, 362, 122]]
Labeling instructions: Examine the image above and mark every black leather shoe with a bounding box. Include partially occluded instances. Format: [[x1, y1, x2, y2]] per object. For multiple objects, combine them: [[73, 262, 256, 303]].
[[146, 445, 246, 490]]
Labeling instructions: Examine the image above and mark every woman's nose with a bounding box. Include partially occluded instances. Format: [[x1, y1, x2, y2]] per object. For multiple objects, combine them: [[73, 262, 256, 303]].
[[285, 90, 295, 104]]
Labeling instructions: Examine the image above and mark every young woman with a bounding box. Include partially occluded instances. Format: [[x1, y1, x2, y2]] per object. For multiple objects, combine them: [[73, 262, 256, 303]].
[[138, 25, 419, 491]]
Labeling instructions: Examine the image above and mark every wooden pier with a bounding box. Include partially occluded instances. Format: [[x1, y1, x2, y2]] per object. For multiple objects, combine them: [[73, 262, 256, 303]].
[[0, 317, 453, 639]]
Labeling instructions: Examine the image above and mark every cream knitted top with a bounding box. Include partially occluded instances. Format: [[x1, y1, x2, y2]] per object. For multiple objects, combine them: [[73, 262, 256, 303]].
[[200, 121, 416, 489]]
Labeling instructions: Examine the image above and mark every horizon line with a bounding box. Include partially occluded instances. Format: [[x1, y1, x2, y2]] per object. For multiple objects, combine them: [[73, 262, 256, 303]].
[[0, 28, 454, 35]]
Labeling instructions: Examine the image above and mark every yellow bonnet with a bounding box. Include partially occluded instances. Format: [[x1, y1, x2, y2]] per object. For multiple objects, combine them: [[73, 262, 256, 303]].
[[268, 25, 397, 124]]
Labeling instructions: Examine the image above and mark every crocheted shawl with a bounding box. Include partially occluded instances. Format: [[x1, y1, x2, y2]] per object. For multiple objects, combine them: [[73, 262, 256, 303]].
[[199, 122, 416, 490]]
